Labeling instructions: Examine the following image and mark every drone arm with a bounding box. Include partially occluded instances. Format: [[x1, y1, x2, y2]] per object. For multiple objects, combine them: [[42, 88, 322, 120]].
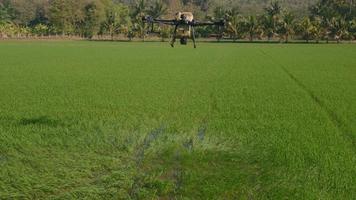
[[142, 16, 176, 25], [152, 19, 177, 25], [192, 20, 225, 27]]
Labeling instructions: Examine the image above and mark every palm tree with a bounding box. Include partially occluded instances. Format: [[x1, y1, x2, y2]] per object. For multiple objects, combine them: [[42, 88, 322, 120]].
[[311, 17, 326, 43], [277, 12, 295, 43], [297, 17, 314, 43], [265, 1, 282, 17], [261, 1, 283, 41], [133, 19, 146, 41], [348, 19, 356, 40], [131, 0, 146, 19], [147, 0, 167, 19], [260, 14, 275, 41], [103, 3, 129, 40], [213, 6, 226, 41], [329, 17, 348, 43], [225, 7, 240, 41], [245, 15, 258, 41], [33, 23, 49, 37], [131, 0, 147, 41]]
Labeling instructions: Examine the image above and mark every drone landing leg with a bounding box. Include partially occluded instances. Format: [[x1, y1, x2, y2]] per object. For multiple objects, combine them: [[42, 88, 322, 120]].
[[191, 26, 197, 48], [170, 25, 178, 48]]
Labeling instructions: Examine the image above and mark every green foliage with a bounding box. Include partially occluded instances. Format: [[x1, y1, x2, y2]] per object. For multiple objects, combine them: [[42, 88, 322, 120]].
[[296, 17, 315, 42], [0, 0, 355, 41], [310, 16, 326, 42], [49, 0, 73, 35], [224, 6, 243, 40], [32, 23, 49, 36], [349, 19, 356, 39], [264, 1, 282, 17], [147, 0, 167, 18], [277, 12, 295, 42], [83, 1, 105, 39], [131, 0, 146, 19], [102, 2, 130, 39], [130, 0, 148, 40], [260, 14, 275, 40], [311, 0, 355, 20], [328, 16, 349, 42], [244, 15, 260, 41], [0, 22, 31, 38], [0, 0, 13, 25]]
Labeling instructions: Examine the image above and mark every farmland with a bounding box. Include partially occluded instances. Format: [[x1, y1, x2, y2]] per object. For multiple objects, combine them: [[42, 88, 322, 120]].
[[0, 41, 355, 199]]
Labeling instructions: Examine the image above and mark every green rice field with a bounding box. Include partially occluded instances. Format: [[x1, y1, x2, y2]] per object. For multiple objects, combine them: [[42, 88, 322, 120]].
[[0, 41, 355, 199]]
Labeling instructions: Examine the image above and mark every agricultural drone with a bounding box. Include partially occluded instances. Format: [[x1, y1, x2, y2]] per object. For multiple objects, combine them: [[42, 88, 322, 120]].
[[142, 12, 225, 48]]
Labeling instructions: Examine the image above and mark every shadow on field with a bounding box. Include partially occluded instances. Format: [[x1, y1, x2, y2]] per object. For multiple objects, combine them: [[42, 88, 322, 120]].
[[19, 116, 62, 127]]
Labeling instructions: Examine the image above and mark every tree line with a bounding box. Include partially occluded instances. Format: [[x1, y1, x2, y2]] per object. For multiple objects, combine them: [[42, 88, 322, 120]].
[[0, 0, 355, 42]]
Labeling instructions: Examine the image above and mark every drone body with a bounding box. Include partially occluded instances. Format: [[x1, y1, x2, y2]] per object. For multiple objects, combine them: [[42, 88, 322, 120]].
[[174, 12, 193, 45], [143, 12, 224, 48]]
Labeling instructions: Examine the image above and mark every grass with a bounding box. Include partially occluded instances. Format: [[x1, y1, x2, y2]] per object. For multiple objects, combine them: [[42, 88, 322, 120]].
[[0, 41, 355, 199]]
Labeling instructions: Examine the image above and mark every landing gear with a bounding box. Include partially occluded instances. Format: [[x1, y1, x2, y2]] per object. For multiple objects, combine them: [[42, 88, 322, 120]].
[[191, 26, 196, 48], [170, 25, 179, 47], [170, 25, 196, 48]]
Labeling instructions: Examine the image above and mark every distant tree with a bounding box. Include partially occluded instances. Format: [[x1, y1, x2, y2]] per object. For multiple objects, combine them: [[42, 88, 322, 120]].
[[245, 15, 259, 41], [348, 19, 356, 40], [265, 1, 282, 17], [103, 2, 130, 40], [310, 1, 337, 21], [225, 6, 241, 41], [0, 0, 14, 25], [310, 16, 325, 43], [30, 1, 50, 26], [194, 0, 210, 12], [131, 0, 146, 19], [261, 1, 283, 40], [133, 20, 147, 40], [0, 0, 353, 41], [131, 0, 147, 41], [33, 23, 48, 36], [260, 14, 275, 40], [329, 16, 349, 43], [83, 1, 105, 39], [311, 0, 355, 20], [277, 12, 295, 43], [211, 6, 226, 41], [0, 22, 23, 38], [49, 0, 72, 35], [297, 17, 314, 43], [126, 26, 135, 41], [213, 6, 225, 20], [10, 0, 37, 26], [147, 0, 167, 19], [309, 0, 356, 43]]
